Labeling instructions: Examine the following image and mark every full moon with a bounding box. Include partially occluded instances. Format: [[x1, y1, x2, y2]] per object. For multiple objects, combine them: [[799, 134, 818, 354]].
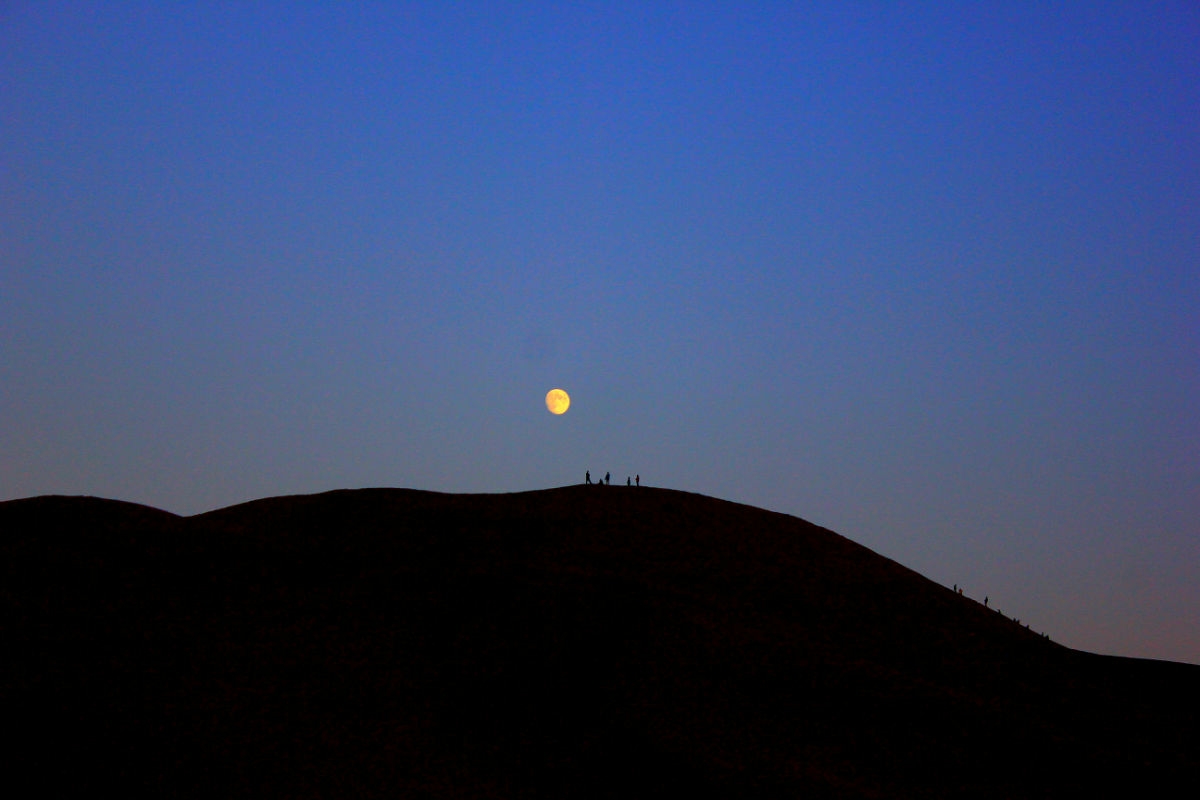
[[545, 388, 570, 415]]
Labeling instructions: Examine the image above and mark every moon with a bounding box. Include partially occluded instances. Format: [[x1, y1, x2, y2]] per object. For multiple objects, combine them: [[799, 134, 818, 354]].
[[545, 388, 570, 415]]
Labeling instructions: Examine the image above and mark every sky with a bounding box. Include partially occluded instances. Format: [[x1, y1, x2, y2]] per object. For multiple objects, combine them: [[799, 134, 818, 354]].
[[3, 2, 1197, 664]]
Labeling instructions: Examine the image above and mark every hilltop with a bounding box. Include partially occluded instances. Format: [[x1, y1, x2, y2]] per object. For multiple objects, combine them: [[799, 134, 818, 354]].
[[2, 486, 1196, 797]]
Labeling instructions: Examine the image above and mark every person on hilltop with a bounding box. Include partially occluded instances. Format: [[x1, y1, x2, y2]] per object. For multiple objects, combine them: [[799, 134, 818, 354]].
[[635, 474, 640, 487], [605, 472, 610, 485], [626, 476, 631, 486], [585, 470, 591, 485]]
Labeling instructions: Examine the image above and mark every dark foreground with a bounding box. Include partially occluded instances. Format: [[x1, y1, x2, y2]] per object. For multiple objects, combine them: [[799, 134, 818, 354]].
[[2, 487, 1197, 797]]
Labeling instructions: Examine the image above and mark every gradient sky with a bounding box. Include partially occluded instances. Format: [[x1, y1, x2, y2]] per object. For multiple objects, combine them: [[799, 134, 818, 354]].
[[3, 2, 1197, 663]]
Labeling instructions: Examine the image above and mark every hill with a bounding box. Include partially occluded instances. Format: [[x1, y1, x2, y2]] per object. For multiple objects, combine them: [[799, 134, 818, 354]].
[[2, 487, 1196, 797]]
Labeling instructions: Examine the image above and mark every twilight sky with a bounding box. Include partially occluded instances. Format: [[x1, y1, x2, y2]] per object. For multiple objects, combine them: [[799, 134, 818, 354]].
[[3, 2, 1197, 663]]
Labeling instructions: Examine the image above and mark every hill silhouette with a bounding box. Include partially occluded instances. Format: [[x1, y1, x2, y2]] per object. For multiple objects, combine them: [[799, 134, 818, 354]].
[[2, 486, 1196, 797]]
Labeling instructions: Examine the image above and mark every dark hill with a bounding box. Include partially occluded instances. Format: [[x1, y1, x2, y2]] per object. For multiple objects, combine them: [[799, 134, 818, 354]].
[[2, 487, 1196, 797]]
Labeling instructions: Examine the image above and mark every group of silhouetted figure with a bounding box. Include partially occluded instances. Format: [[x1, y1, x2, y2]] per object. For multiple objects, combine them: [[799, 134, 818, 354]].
[[585, 471, 638, 487], [953, 583, 1051, 641]]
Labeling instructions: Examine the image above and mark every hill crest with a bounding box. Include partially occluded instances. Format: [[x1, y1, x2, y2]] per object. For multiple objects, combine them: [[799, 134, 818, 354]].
[[2, 486, 1196, 796]]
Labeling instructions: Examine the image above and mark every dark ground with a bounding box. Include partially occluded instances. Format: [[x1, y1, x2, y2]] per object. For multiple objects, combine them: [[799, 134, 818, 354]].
[[2, 486, 1197, 797]]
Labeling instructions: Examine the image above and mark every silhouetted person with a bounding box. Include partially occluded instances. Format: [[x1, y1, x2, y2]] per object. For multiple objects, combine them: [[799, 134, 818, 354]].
[[605, 472, 610, 485], [635, 474, 640, 487], [585, 470, 591, 485], [626, 476, 631, 486], [984, 596, 989, 607]]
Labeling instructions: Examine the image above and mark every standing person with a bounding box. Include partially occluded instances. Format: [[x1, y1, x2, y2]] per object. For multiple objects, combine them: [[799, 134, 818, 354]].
[[635, 474, 640, 487], [626, 476, 631, 486], [585, 470, 591, 485], [605, 472, 610, 485]]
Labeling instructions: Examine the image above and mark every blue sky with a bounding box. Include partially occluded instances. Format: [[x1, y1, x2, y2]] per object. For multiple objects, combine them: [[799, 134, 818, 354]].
[[3, 2, 1197, 663]]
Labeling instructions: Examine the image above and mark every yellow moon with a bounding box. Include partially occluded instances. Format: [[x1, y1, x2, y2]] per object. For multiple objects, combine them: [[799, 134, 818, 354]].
[[545, 388, 570, 415]]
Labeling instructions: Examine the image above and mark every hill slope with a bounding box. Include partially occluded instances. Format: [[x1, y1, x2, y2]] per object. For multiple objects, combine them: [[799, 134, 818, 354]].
[[2, 487, 1196, 797]]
